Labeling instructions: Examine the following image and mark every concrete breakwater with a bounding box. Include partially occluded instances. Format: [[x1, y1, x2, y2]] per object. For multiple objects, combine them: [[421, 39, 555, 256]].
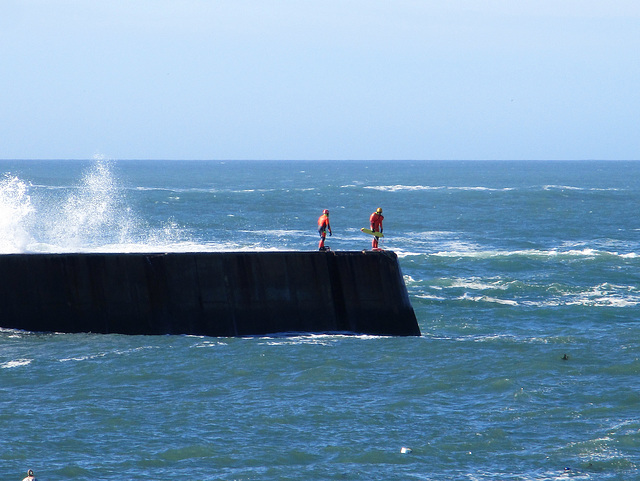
[[0, 251, 420, 337]]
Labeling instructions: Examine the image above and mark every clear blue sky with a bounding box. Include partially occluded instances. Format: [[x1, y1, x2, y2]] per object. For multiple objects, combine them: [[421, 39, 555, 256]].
[[2, 1, 639, 160]]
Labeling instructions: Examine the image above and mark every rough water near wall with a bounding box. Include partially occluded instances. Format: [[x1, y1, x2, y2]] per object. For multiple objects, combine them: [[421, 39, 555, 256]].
[[1, 159, 639, 480]]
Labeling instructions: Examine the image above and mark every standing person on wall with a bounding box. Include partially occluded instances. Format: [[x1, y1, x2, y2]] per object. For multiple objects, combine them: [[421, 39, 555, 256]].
[[370, 207, 384, 250], [317, 209, 332, 251]]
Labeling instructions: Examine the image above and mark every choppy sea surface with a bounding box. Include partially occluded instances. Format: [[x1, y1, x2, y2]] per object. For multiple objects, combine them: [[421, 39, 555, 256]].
[[1, 159, 639, 480]]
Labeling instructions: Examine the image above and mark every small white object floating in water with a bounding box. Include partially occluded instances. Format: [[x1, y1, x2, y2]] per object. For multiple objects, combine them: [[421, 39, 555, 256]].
[[400, 447, 412, 454]]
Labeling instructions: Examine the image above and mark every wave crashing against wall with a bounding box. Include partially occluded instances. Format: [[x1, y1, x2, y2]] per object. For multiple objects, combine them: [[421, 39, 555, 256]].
[[0, 160, 185, 254]]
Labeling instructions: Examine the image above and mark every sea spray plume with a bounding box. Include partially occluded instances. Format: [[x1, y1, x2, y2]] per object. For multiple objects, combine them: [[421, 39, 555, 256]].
[[1, 159, 191, 253], [0, 174, 34, 253], [48, 160, 139, 250], [44, 159, 192, 252]]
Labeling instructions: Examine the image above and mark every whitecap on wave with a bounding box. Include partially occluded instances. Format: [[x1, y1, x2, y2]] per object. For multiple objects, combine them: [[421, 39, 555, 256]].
[[428, 247, 637, 260], [420, 278, 640, 308], [1, 359, 32, 369], [543, 184, 623, 192], [363, 185, 514, 192]]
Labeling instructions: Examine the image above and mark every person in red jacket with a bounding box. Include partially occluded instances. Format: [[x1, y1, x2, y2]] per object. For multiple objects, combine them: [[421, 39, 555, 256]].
[[369, 207, 384, 249], [317, 209, 332, 250]]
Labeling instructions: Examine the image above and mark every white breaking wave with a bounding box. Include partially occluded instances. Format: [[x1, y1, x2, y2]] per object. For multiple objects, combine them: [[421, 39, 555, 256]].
[[1, 359, 32, 369], [429, 247, 638, 260], [458, 293, 520, 306], [133, 186, 278, 194], [260, 333, 386, 346], [361, 184, 622, 193], [560, 283, 640, 308], [59, 345, 158, 363], [238, 229, 308, 238], [448, 277, 514, 291], [364, 185, 515, 192], [418, 279, 640, 308], [543, 185, 623, 192]]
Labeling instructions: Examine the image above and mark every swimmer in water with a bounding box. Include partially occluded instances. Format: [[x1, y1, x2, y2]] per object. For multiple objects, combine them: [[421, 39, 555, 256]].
[[23, 470, 37, 481]]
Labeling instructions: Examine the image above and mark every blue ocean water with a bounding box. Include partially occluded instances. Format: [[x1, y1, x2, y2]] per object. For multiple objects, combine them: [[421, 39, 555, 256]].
[[1, 159, 639, 480]]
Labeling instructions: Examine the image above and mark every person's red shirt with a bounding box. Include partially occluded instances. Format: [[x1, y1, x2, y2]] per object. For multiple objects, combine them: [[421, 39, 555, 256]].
[[370, 212, 383, 231], [318, 214, 330, 230]]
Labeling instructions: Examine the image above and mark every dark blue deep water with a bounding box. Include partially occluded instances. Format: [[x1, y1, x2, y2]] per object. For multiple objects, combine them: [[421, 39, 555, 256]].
[[1, 159, 639, 480]]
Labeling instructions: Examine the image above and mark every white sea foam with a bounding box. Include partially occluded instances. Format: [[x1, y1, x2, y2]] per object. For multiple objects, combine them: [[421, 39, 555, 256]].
[[433, 280, 640, 308], [459, 293, 519, 306], [543, 184, 622, 192], [364, 185, 514, 192], [238, 229, 308, 238], [563, 283, 640, 307], [1, 359, 32, 369], [192, 339, 230, 348], [365, 184, 444, 192], [260, 333, 385, 346], [543, 184, 583, 191], [134, 186, 278, 194], [60, 353, 108, 362], [449, 277, 513, 291], [59, 345, 157, 362], [395, 250, 428, 258], [361, 183, 622, 193], [415, 293, 446, 301], [429, 247, 636, 260]]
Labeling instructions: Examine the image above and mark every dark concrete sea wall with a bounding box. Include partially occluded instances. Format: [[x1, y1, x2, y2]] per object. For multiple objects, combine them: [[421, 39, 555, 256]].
[[0, 251, 420, 337]]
